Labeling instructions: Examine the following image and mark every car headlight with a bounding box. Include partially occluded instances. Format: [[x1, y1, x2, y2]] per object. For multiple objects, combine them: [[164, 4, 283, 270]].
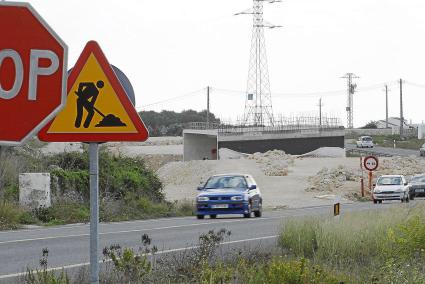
[[231, 195, 243, 201], [374, 189, 381, 193], [197, 196, 209, 202]]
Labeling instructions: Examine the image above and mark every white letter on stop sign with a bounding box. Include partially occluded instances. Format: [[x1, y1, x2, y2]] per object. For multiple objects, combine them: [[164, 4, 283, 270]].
[[0, 49, 24, 100], [29, 49, 59, 101], [0, 49, 59, 100]]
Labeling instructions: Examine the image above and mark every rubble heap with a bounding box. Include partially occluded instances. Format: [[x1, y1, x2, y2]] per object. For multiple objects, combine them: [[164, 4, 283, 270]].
[[247, 150, 294, 176], [306, 165, 360, 192]]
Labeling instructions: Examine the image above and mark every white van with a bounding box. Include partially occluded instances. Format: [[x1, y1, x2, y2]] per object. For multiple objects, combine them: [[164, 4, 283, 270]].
[[356, 136, 374, 148]]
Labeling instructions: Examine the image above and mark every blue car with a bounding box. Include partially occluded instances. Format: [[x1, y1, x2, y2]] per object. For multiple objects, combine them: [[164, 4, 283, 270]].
[[196, 174, 262, 219]]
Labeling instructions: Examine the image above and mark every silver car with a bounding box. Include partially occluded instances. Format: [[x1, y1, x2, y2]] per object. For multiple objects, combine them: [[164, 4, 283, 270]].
[[373, 175, 410, 203]]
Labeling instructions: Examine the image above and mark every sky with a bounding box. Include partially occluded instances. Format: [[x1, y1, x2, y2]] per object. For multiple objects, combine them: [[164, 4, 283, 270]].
[[16, 0, 425, 127]]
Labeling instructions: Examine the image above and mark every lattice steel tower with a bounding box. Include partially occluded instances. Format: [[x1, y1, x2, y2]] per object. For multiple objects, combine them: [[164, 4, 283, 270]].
[[236, 0, 281, 126], [341, 73, 358, 129]]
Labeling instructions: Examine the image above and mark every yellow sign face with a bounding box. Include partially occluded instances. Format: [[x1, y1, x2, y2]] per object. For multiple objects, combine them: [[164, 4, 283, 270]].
[[48, 54, 137, 134]]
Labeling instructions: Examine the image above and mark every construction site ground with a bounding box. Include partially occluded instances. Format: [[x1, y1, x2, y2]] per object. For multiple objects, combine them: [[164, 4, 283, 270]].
[[40, 137, 425, 209]]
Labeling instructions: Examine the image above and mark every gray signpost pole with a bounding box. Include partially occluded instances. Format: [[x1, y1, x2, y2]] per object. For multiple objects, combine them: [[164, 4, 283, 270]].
[[89, 143, 99, 284]]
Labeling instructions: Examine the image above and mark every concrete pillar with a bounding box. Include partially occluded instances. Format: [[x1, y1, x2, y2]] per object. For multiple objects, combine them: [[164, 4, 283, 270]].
[[19, 173, 51, 208]]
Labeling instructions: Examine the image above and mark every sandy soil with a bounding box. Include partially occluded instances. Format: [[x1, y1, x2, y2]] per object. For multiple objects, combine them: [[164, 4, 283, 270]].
[[158, 157, 360, 209]]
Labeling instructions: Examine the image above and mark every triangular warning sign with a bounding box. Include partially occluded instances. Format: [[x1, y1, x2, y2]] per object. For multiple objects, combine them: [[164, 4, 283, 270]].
[[38, 41, 149, 142]]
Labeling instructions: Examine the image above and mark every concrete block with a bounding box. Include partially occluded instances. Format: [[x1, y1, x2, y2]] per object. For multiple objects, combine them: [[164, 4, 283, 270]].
[[19, 173, 51, 209]]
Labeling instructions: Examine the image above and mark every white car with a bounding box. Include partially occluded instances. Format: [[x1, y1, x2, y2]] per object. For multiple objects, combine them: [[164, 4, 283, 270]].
[[373, 175, 410, 204], [356, 136, 374, 148]]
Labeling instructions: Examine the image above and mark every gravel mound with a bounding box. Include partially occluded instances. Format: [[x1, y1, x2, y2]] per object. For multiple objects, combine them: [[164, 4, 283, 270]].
[[219, 148, 248, 159], [306, 165, 360, 192], [247, 150, 294, 176], [376, 156, 425, 177]]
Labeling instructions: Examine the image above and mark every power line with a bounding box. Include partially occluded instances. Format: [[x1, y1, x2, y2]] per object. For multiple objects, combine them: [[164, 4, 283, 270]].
[[136, 88, 205, 109]]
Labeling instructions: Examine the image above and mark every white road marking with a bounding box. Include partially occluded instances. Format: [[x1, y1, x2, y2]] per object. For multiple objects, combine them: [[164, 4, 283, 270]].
[[0, 235, 278, 280], [0, 215, 196, 235], [0, 216, 282, 245]]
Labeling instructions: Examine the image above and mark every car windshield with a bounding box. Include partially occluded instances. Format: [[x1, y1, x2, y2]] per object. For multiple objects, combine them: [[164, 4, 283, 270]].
[[204, 176, 247, 190], [362, 137, 372, 141], [411, 175, 425, 183], [377, 177, 402, 186]]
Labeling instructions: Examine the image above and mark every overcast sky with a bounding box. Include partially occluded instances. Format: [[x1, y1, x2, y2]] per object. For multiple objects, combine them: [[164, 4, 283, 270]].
[[21, 0, 425, 127]]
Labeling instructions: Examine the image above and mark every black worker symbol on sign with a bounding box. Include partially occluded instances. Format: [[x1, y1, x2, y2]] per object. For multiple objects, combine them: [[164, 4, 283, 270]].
[[74, 80, 126, 128]]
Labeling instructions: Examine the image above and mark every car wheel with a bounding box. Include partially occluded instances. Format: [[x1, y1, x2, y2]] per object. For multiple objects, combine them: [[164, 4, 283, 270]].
[[254, 210, 262, 217], [243, 213, 251, 218], [411, 194, 415, 201], [379, 200, 382, 204], [210, 214, 217, 219], [406, 196, 410, 203], [373, 199, 377, 204], [196, 215, 204, 219]]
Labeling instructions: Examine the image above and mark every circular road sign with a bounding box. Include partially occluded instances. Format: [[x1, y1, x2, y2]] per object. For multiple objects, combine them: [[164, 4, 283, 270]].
[[364, 156, 379, 171], [0, 2, 67, 146]]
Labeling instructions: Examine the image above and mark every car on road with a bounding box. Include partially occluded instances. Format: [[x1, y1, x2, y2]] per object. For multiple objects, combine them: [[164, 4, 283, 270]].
[[195, 174, 262, 219], [356, 136, 374, 148], [408, 174, 425, 199], [420, 143, 425, 156], [373, 175, 411, 203]]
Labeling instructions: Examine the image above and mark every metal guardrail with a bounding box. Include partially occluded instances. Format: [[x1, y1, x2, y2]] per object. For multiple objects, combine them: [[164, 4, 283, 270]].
[[185, 121, 344, 136]]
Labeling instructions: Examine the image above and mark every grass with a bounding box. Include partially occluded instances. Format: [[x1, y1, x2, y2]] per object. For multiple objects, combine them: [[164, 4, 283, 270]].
[[279, 203, 425, 283], [365, 135, 425, 150]]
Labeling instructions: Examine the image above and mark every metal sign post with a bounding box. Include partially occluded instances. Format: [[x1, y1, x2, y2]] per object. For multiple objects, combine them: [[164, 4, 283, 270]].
[[89, 143, 99, 284], [363, 155, 379, 195]]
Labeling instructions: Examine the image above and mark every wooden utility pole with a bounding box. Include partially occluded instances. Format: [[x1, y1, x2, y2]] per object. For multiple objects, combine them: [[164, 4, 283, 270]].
[[385, 85, 389, 128], [399, 79, 404, 137], [318, 98, 323, 128], [206, 86, 210, 128]]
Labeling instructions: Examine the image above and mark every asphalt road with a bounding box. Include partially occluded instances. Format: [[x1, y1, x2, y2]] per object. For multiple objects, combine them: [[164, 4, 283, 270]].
[[345, 143, 420, 157], [0, 202, 403, 281]]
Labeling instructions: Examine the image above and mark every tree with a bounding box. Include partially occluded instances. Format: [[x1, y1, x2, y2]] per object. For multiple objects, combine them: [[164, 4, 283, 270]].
[[361, 121, 378, 129]]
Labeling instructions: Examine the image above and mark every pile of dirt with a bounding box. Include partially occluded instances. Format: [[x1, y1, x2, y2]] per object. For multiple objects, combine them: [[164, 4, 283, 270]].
[[376, 157, 425, 177], [157, 160, 214, 186], [299, 147, 345, 158], [306, 165, 360, 192], [141, 154, 182, 171], [219, 148, 248, 159], [247, 150, 294, 176]]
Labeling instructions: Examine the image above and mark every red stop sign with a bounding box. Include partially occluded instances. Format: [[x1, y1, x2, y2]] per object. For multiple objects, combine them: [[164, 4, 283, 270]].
[[0, 2, 67, 145]]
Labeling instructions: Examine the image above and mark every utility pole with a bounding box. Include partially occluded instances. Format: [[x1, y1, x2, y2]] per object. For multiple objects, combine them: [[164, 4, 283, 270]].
[[341, 73, 358, 129], [206, 86, 210, 129], [399, 79, 404, 137], [318, 98, 323, 128], [384, 85, 389, 128]]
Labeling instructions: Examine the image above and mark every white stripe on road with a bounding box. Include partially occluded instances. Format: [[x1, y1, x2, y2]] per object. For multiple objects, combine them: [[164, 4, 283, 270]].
[[0, 216, 282, 245], [0, 215, 197, 235], [0, 234, 278, 280]]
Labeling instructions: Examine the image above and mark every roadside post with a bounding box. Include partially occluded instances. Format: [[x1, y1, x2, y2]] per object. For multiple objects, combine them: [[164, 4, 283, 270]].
[[0, 2, 67, 146], [38, 41, 149, 283], [363, 156, 379, 196], [360, 156, 364, 197]]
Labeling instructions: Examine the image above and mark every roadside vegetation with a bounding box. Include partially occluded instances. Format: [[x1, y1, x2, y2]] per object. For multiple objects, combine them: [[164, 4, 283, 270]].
[[280, 203, 425, 283], [23, 229, 347, 284], [20, 204, 425, 283], [0, 145, 193, 230]]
